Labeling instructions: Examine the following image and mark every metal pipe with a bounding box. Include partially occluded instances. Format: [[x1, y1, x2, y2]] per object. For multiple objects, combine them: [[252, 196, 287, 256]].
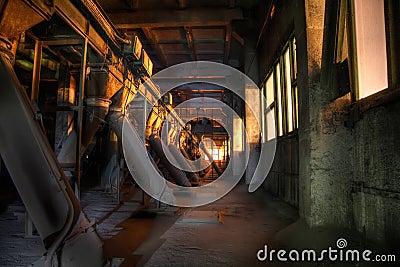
[[149, 135, 191, 187], [31, 40, 42, 103], [168, 144, 200, 184]]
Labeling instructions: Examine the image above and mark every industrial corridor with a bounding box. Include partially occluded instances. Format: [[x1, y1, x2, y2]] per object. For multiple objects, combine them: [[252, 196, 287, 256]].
[[0, 0, 399, 266]]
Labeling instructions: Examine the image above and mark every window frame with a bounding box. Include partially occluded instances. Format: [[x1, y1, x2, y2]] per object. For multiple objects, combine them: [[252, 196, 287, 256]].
[[261, 35, 298, 139]]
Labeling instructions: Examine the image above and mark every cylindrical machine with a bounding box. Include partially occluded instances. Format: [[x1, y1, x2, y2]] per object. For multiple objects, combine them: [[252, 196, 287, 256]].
[[82, 70, 120, 147], [148, 135, 191, 187]]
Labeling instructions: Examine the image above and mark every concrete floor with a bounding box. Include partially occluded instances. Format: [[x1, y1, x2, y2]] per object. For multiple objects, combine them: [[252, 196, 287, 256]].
[[138, 183, 298, 267], [1, 182, 395, 266]]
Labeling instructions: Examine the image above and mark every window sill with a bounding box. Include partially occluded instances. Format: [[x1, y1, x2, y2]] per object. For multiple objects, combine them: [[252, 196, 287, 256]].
[[349, 87, 400, 124]]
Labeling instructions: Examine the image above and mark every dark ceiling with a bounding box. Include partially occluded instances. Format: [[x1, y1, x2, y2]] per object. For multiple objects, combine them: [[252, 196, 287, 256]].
[[98, 0, 260, 72]]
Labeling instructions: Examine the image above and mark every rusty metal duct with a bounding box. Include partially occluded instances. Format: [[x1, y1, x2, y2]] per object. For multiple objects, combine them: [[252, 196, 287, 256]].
[[149, 135, 192, 187], [168, 144, 200, 185]]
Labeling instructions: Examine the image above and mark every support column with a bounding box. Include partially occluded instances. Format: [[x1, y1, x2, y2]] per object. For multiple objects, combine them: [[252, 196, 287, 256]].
[[75, 37, 88, 200], [244, 40, 260, 184], [296, 0, 353, 228], [31, 40, 42, 103]]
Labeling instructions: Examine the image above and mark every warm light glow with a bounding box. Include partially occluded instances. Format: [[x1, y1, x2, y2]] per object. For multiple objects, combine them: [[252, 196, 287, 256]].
[[275, 63, 283, 136], [203, 139, 226, 161], [67, 114, 73, 135], [265, 72, 274, 107], [233, 117, 243, 152], [354, 0, 388, 99], [284, 48, 294, 132]]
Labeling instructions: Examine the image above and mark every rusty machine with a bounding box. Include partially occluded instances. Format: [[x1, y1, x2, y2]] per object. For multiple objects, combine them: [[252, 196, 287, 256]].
[[0, 0, 219, 266]]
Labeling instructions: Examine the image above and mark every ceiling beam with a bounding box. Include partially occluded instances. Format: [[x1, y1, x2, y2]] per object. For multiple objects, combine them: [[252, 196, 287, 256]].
[[177, 0, 187, 9], [232, 31, 245, 46], [142, 27, 168, 67], [224, 24, 232, 64], [109, 8, 243, 28], [184, 26, 197, 61], [125, 0, 139, 10], [163, 50, 224, 55]]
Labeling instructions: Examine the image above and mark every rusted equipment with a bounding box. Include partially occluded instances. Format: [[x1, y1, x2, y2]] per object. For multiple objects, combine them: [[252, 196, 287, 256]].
[[0, 43, 104, 266], [168, 144, 200, 185], [149, 135, 192, 187]]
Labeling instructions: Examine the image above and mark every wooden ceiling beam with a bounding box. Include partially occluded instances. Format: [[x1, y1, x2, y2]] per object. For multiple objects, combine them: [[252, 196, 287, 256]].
[[109, 8, 243, 28], [224, 24, 232, 64], [125, 0, 139, 10], [232, 30, 245, 46], [142, 27, 168, 67], [184, 26, 197, 61], [177, 0, 187, 9]]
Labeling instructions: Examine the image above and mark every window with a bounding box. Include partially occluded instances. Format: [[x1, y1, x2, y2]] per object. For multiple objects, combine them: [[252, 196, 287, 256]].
[[262, 36, 298, 139], [275, 62, 283, 136], [262, 72, 276, 141], [338, 0, 394, 100], [352, 0, 388, 99]]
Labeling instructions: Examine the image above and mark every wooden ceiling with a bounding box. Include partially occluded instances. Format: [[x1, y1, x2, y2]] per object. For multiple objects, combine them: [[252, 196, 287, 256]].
[[98, 0, 258, 72]]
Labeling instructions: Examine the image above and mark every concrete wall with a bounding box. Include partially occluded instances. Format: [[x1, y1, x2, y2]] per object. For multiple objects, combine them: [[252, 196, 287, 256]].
[[352, 100, 400, 246], [258, 0, 300, 209], [257, 0, 400, 246], [263, 134, 299, 208]]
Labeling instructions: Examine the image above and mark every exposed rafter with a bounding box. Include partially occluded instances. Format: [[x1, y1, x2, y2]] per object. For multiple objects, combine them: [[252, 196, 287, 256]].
[[177, 0, 187, 9], [108, 8, 243, 28], [142, 27, 168, 67], [184, 26, 197, 61], [232, 31, 245, 46], [224, 24, 232, 64], [125, 0, 139, 10], [228, 0, 236, 8]]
